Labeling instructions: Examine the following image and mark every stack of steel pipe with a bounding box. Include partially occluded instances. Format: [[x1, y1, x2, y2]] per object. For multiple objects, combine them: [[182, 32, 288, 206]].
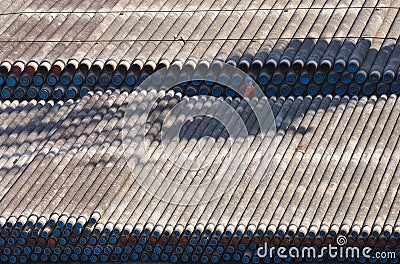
[[0, 0, 399, 100], [1, 0, 400, 263], [0, 88, 399, 262]]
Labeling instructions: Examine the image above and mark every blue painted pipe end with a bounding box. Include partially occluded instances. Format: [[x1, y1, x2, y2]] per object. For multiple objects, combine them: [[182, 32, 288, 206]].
[[176, 246, 183, 254], [52, 89, 63, 99], [334, 61, 345, 73], [369, 73, 380, 84], [34, 76, 44, 86], [377, 84, 387, 95], [53, 228, 61, 237], [372, 230, 380, 237], [231, 74, 242, 86], [335, 85, 346, 95], [272, 73, 283, 85], [86, 75, 97, 86], [391, 84, 400, 94], [314, 72, 325, 84], [189, 238, 197, 246], [383, 75, 393, 85], [300, 74, 310, 85], [103, 227, 111, 235], [173, 230, 181, 237], [266, 86, 276, 97], [307, 84, 318, 95], [201, 255, 209, 263], [112, 75, 123, 86], [200, 237, 207, 245], [30, 254, 38, 261], [212, 86, 222, 97], [170, 254, 178, 262], [99, 75, 110, 86], [285, 73, 296, 84], [20, 76, 31, 87], [12, 229, 19, 237], [287, 230, 295, 237], [347, 62, 358, 73], [131, 253, 139, 260], [341, 73, 352, 84], [199, 86, 209, 95], [227, 245, 235, 253], [78, 237, 86, 245], [173, 86, 183, 94], [6, 221, 13, 228], [216, 246, 224, 254], [218, 74, 229, 85], [363, 84, 373, 95], [243, 255, 251, 264], [279, 85, 290, 96], [294, 85, 304, 96], [327, 73, 338, 84], [322, 85, 333, 95], [191, 77, 201, 86], [349, 84, 360, 95], [161, 253, 168, 261], [191, 254, 199, 262], [350, 230, 359, 238], [6, 76, 17, 87], [34, 246, 42, 254], [185, 87, 196, 96], [14, 87, 25, 99], [80, 87, 90, 97], [39, 89, 50, 99], [236, 230, 243, 237], [245, 75, 254, 84], [2, 229, 9, 237], [80, 254, 88, 262], [66, 88, 77, 99], [73, 75, 84, 85], [60, 75, 71, 85], [226, 88, 235, 97], [60, 254, 69, 262], [47, 75, 57, 86], [258, 74, 269, 85], [1, 87, 11, 99], [186, 245, 194, 253], [233, 254, 241, 261]]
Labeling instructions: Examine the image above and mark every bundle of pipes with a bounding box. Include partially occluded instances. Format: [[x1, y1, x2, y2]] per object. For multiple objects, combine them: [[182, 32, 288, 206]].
[[0, 89, 399, 262], [0, 0, 400, 100]]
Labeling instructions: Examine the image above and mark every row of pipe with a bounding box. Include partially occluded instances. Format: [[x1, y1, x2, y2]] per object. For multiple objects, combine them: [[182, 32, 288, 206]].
[[0, 76, 400, 101], [0, 212, 399, 263]]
